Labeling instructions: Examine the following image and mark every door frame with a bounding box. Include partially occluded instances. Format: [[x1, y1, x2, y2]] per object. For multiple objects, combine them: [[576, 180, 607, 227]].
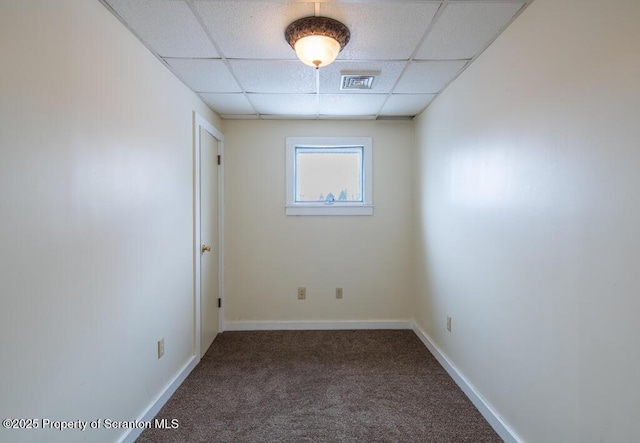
[[193, 111, 224, 360]]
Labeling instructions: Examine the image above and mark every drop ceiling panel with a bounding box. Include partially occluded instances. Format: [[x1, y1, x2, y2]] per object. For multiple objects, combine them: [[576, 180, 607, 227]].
[[416, 2, 525, 60], [319, 94, 387, 116], [194, 1, 313, 59], [105, 0, 219, 58], [220, 115, 260, 120], [320, 2, 440, 60], [380, 94, 436, 117], [319, 61, 407, 94], [395, 60, 468, 94], [164, 58, 241, 93], [229, 60, 316, 94], [199, 93, 255, 115], [100, 0, 533, 119], [249, 94, 317, 116]]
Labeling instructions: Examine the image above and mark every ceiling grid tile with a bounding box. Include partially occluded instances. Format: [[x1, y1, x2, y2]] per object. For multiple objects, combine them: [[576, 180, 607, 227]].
[[106, 0, 219, 58], [101, 0, 532, 119], [416, 2, 526, 60], [165, 58, 242, 93]]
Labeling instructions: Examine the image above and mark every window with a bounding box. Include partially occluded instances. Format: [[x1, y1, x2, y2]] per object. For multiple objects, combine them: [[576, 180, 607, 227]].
[[286, 137, 373, 216]]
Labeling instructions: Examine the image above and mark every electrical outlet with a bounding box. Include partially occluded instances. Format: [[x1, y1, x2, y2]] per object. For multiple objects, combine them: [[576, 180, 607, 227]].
[[446, 316, 452, 332], [298, 287, 306, 300], [158, 338, 165, 359], [336, 287, 343, 299]]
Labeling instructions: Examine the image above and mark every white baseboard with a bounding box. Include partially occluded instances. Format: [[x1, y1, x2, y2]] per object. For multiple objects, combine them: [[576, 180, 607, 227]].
[[223, 320, 413, 331], [118, 356, 198, 443], [411, 323, 523, 443]]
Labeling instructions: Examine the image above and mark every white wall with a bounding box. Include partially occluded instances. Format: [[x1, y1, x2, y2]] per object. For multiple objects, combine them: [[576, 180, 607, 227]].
[[0, 1, 220, 442], [413, 0, 640, 441], [5, 0, 639, 440], [222, 120, 414, 326]]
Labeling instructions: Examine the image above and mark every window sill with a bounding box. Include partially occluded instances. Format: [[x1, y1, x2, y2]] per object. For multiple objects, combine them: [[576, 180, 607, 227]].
[[285, 204, 374, 216]]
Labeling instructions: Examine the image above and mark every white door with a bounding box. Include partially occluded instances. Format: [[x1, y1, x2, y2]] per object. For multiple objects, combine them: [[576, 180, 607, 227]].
[[200, 127, 219, 356]]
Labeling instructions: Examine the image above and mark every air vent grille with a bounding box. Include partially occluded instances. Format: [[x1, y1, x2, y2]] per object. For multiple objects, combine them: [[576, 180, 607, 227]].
[[340, 72, 379, 90]]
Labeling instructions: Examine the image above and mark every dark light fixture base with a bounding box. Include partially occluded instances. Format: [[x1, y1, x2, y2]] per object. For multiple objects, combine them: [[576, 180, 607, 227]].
[[284, 16, 351, 52]]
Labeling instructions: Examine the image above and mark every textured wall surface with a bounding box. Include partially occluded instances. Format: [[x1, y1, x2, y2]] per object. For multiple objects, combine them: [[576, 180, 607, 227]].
[[222, 119, 414, 325], [0, 1, 220, 442], [413, 0, 640, 441]]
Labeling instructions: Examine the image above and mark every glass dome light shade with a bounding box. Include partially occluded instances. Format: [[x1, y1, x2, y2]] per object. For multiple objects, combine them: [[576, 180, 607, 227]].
[[294, 35, 341, 68]]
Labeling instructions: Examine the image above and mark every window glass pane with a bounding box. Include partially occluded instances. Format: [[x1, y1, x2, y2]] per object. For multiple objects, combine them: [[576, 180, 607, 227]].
[[295, 147, 363, 202]]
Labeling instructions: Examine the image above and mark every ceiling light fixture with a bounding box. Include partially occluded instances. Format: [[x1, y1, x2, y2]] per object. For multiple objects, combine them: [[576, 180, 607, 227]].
[[285, 16, 350, 69]]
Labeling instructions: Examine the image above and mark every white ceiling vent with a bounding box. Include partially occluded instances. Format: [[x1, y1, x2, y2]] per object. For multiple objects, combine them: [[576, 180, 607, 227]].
[[340, 71, 380, 90]]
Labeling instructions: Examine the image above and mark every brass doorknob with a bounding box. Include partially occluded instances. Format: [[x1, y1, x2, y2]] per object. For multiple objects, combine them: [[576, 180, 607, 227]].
[[201, 245, 211, 253]]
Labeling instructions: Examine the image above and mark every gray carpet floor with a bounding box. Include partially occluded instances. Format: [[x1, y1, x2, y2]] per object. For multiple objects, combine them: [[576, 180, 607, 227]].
[[137, 330, 502, 442]]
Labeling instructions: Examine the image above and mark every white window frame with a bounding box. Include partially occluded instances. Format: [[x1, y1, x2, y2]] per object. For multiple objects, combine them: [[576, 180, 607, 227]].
[[286, 136, 373, 216]]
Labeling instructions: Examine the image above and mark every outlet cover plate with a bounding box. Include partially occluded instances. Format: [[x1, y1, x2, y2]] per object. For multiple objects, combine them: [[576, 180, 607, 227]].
[[158, 338, 165, 359]]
